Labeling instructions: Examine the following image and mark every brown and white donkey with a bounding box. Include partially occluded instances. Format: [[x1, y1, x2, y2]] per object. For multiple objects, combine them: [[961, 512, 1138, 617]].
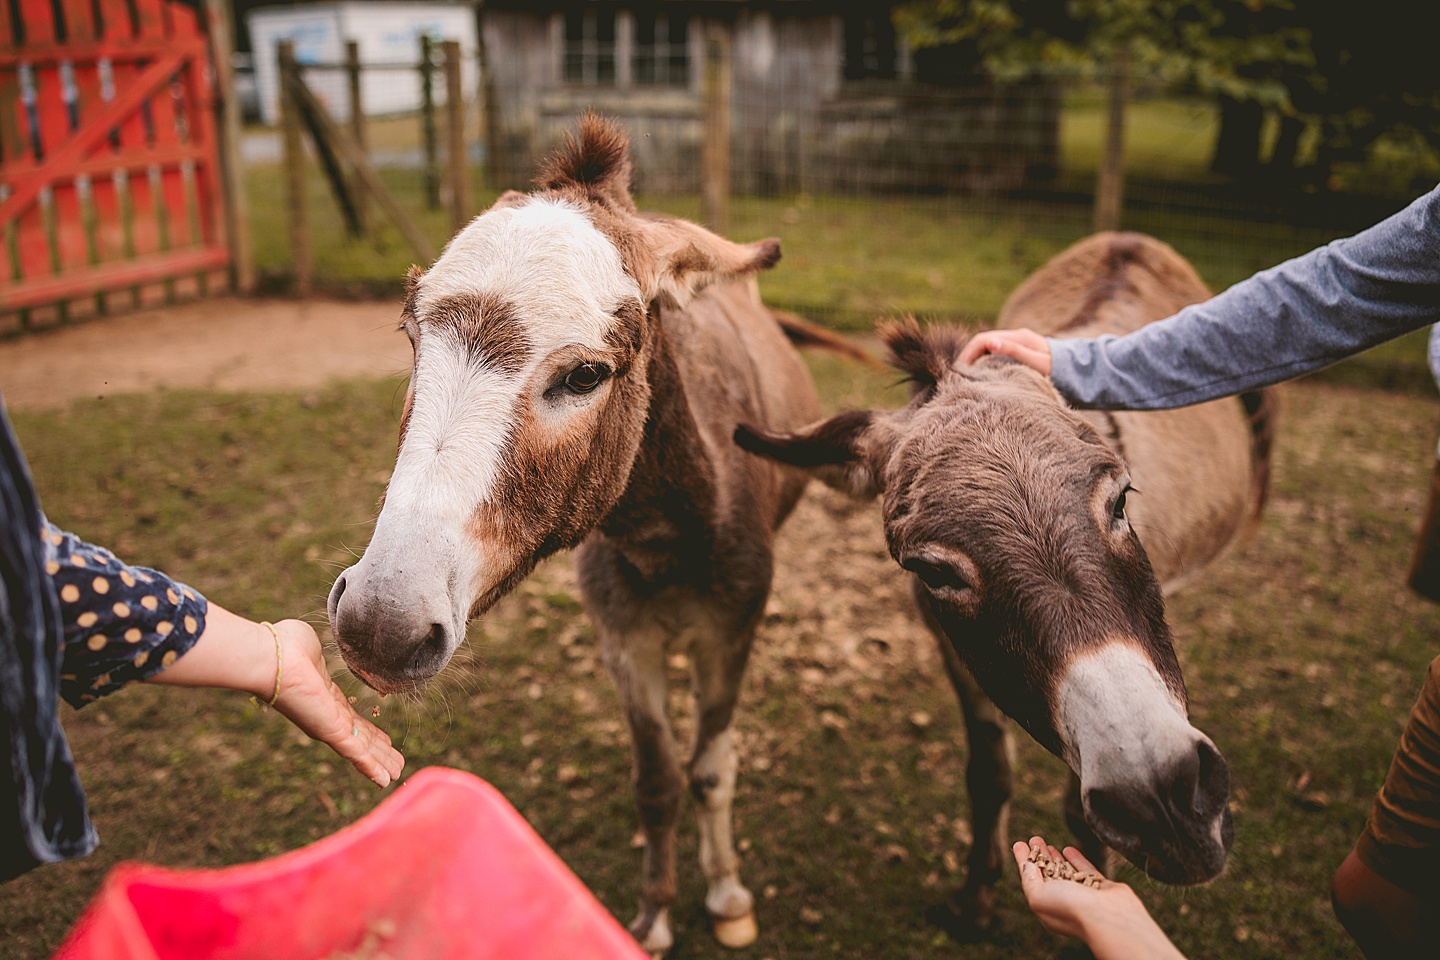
[[329, 114, 841, 952], [740, 233, 1274, 928]]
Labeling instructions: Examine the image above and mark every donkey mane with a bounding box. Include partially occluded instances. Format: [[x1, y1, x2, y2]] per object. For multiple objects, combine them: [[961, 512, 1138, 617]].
[[1010, 232, 1211, 337], [878, 317, 969, 389], [534, 110, 636, 211]]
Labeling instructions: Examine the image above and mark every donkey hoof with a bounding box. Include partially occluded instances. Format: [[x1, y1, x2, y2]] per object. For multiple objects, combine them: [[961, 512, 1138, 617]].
[[712, 911, 758, 948], [630, 906, 673, 956]]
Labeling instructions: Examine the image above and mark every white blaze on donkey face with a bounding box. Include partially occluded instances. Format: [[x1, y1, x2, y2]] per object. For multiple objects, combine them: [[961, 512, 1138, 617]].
[[1055, 641, 1231, 880], [329, 197, 641, 689], [423, 197, 641, 339]]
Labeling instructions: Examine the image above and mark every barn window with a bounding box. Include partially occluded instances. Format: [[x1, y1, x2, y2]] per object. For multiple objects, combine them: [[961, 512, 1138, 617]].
[[632, 11, 689, 87], [563, 8, 618, 86], [843, 10, 898, 81]]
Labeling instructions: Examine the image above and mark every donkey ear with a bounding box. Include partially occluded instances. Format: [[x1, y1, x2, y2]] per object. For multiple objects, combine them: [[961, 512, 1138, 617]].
[[734, 410, 885, 499], [877, 316, 968, 393], [402, 265, 425, 318], [639, 217, 782, 308]]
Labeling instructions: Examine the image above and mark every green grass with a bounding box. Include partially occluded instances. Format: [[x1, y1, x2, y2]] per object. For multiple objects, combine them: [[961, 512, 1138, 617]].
[[3, 358, 1439, 959], [244, 90, 1338, 321], [247, 165, 1338, 329], [1061, 91, 1220, 182]]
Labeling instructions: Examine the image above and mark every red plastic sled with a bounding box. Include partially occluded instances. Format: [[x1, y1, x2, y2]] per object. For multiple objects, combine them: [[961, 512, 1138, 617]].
[[54, 767, 647, 960]]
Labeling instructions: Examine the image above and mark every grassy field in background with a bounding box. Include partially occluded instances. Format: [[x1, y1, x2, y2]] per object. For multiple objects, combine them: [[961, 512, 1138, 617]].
[[245, 92, 1386, 330], [249, 161, 1425, 390], [3, 354, 1438, 959], [247, 166, 1338, 328], [245, 87, 1440, 398]]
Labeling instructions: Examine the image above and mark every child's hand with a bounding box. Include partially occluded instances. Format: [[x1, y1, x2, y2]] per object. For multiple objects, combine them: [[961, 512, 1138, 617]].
[[1012, 836, 1188, 960], [271, 619, 405, 788], [958, 328, 1053, 373]]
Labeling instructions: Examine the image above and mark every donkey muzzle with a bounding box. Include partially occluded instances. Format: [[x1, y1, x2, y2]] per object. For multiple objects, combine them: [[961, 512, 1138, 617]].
[[1081, 732, 1233, 884], [328, 564, 459, 692]]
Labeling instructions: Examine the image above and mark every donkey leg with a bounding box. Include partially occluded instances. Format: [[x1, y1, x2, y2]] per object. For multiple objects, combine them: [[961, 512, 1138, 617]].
[[601, 635, 684, 955], [919, 588, 1012, 934], [688, 620, 759, 948], [941, 639, 1014, 932]]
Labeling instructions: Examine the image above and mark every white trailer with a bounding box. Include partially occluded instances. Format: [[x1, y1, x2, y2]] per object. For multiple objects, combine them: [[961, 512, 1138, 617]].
[[247, 2, 478, 126]]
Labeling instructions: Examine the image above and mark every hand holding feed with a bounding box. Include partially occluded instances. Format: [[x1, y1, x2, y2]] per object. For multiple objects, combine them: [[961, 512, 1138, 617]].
[[959, 328, 1053, 374], [1012, 837, 1187, 960]]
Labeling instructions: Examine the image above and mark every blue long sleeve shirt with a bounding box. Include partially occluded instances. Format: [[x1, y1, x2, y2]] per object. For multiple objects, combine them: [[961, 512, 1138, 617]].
[[1048, 184, 1440, 410]]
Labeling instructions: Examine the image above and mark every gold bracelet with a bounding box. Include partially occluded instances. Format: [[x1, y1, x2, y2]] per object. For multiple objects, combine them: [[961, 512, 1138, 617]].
[[250, 621, 283, 709]]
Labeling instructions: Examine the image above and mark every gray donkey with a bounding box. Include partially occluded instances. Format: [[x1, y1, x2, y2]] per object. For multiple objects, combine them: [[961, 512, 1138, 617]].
[[739, 232, 1273, 929], [328, 113, 870, 952]]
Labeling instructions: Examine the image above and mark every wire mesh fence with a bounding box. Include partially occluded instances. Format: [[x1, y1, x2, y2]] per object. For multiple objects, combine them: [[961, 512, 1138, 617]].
[[235, 7, 1437, 337]]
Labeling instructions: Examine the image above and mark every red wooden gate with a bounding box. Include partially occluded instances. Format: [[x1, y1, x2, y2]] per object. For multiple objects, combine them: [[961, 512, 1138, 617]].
[[0, 0, 230, 326]]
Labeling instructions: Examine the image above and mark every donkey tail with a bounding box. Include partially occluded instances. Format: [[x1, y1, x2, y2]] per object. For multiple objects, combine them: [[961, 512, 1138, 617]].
[[1239, 387, 1277, 526], [770, 308, 885, 369]]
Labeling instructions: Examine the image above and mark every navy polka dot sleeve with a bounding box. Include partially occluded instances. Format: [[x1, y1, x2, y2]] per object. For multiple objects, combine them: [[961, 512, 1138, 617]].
[[40, 521, 207, 708]]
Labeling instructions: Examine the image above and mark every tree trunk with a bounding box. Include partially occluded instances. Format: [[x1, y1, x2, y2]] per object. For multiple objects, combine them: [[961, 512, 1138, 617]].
[[1210, 94, 1263, 179], [1093, 48, 1130, 233], [1268, 113, 1304, 172]]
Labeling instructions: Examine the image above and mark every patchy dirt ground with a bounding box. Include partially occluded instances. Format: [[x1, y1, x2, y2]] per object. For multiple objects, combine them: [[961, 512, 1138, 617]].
[[0, 298, 412, 411], [4, 302, 1437, 960]]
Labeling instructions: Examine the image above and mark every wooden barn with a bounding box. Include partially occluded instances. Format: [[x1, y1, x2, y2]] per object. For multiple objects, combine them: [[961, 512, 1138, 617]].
[[480, 1, 1061, 195]]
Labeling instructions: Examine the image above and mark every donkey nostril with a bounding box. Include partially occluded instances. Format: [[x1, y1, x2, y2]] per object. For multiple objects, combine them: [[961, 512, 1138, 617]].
[[1166, 738, 1229, 820], [1191, 739, 1230, 819], [405, 622, 449, 673]]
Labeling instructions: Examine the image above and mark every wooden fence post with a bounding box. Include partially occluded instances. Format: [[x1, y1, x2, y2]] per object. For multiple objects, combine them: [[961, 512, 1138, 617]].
[[203, 0, 253, 293], [420, 34, 440, 211], [283, 68, 437, 264], [345, 39, 368, 234], [701, 21, 732, 235], [475, 7, 501, 190], [1093, 46, 1130, 233], [278, 41, 311, 295], [442, 40, 470, 231]]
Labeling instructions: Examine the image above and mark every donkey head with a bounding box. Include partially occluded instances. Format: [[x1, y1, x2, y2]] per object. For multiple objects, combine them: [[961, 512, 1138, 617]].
[[329, 113, 780, 693], [736, 321, 1231, 884]]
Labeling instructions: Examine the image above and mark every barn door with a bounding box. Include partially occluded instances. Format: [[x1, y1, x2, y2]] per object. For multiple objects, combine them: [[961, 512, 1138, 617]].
[[0, 0, 230, 327]]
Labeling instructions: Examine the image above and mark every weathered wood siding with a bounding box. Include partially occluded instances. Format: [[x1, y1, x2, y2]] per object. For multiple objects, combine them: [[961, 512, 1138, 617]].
[[482, 5, 1059, 197]]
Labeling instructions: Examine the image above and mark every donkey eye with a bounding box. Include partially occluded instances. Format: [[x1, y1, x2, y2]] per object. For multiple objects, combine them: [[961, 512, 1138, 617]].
[[902, 557, 971, 594], [563, 362, 609, 394], [1112, 487, 1131, 521]]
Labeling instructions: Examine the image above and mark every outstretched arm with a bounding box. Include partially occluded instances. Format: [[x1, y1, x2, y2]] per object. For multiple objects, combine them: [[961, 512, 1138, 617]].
[[149, 605, 404, 788], [963, 184, 1440, 410]]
